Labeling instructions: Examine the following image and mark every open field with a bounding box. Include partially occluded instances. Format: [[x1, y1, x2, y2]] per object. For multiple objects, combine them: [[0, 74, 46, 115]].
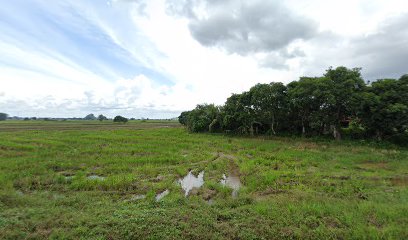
[[0, 121, 407, 239]]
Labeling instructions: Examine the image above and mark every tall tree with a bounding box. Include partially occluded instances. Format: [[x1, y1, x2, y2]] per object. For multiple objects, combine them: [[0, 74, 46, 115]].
[[250, 82, 287, 134], [360, 78, 408, 140], [288, 77, 331, 136], [222, 92, 255, 135], [186, 104, 220, 132], [324, 67, 366, 140]]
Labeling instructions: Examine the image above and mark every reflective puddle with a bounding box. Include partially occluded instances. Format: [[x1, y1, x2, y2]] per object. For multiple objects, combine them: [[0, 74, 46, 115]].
[[178, 171, 205, 196], [131, 194, 146, 201], [87, 175, 105, 181], [155, 189, 169, 201], [220, 173, 241, 198]]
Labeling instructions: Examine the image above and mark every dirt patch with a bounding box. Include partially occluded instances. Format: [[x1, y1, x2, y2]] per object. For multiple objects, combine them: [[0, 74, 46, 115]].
[[323, 217, 343, 228], [131, 151, 154, 157], [218, 152, 237, 161], [151, 175, 164, 182], [202, 189, 217, 201], [358, 161, 388, 170], [389, 176, 408, 186], [323, 175, 351, 180], [257, 188, 287, 196], [295, 142, 319, 150]]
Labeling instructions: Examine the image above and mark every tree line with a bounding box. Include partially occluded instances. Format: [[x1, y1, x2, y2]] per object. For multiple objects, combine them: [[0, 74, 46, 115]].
[[179, 67, 408, 143]]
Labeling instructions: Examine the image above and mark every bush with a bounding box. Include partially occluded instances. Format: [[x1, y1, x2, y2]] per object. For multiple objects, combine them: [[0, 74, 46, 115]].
[[0, 113, 7, 121], [113, 116, 128, 123]]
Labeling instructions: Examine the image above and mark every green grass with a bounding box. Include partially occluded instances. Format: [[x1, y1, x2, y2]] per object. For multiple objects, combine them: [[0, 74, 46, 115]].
[[0, 120, 407, 239]]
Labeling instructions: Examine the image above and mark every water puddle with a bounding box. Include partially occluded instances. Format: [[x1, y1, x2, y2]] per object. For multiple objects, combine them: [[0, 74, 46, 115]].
[[206, 199, 214, 205], [87, 175, 105, 181], [178, 171, 205, 196], [220, 173, 241, 198], [155, 189, 169, 201], [131, 194, 146, 201]]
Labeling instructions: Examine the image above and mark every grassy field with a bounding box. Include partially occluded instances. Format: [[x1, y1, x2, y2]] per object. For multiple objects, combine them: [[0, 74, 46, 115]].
[[0, 120, 407, 239]]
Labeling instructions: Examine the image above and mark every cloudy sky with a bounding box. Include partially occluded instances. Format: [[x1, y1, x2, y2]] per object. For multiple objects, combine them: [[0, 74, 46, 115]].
[[1, 0, 408, 118]]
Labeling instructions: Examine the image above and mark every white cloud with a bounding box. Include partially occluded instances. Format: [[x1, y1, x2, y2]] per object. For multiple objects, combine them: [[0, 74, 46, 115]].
[[1, 0, 408, 118]]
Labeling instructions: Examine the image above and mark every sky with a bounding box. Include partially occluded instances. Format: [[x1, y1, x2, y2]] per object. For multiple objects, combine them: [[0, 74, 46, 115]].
[[1, 0, 408, 118]]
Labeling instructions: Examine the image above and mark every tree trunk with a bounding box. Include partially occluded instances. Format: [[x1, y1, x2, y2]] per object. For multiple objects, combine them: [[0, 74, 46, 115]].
[[333, 125, 341, 140], [301, 118, 306, 137], [376, 129, 383, 141], [249, 124, 254, 137], [271, 114, 276, 135]]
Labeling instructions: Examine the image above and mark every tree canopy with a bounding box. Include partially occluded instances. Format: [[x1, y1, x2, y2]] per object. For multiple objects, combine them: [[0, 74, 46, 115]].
[[179, 67, 408, 144], [97, 114, 108, 121], [84, 114, 96, 120], [113, 115, 128, 123], [0, 113, 7, 121]]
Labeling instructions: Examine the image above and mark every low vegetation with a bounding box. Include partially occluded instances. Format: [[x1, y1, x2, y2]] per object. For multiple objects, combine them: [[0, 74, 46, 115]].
[[0, 121, 407, 239]]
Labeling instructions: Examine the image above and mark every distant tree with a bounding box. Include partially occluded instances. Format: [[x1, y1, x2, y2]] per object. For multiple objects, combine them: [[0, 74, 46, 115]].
[[113, 115, 128, 123], [31, 117, 37, 120], [97, 114, 108, 121], [84, 114, 96, 120], [0, 113, 7, 121], [23, 117, 30, 121]]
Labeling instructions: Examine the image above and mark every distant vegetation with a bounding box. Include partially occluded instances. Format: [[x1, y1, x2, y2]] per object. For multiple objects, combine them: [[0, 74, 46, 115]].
[[84, 113, 97, 120], [0, 113, 7, 121], [97, 114, 108, 121], [113, 115, 128, 123], [179, 66, 408, 144]]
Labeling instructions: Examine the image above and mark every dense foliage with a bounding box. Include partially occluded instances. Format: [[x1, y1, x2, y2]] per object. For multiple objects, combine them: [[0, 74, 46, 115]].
[[113, 115, 128, 123], [84, 113, 97, 120], [97, 114, 108, 121], [179, 67, 408, 143], [0, 112, 7, 121]]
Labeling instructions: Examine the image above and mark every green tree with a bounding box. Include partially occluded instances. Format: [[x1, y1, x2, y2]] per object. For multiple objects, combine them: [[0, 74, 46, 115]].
[[324, 66, 366, 140], [178, 111, 191, 126], [84, 114, 96, 120], [186, 104, 220, 132], [360, 78, 408, 140], [0, 113, 8, 121], [113, 115, 128, 123], [287, 77, 331, 136], [97, 114, 108, 121], [222, 92, 256, 135], [250, 82, 288, 135]]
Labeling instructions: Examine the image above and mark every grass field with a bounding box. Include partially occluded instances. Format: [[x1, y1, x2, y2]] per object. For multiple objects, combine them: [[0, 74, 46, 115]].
[[0, 120, 407, 239]]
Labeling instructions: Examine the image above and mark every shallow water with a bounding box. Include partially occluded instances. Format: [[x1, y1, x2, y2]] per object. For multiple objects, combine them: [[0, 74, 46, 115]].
[[178, 171, 205, 196], [155, 189, 169, 201], [220, 173, 241, 198], [131, 194, 146, 201], [87, 175, 105, 181]]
